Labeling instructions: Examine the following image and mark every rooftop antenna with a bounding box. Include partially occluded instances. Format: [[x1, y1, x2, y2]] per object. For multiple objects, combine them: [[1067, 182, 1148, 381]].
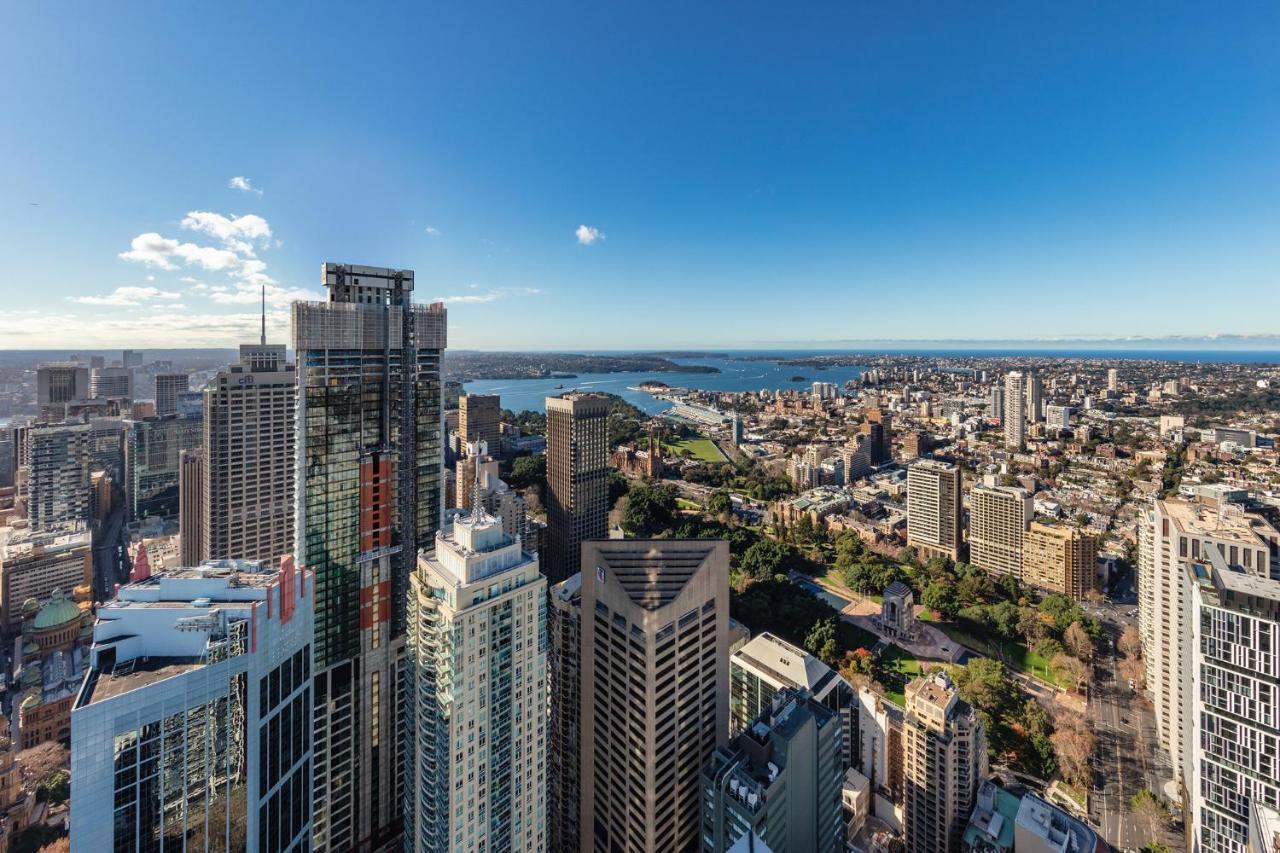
[[260, 285, 267, 346], [471, 443, 485, 522]]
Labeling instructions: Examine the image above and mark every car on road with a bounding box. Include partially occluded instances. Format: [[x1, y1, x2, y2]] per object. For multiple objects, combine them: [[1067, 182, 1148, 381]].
[[1128, 679, 1135, 691]]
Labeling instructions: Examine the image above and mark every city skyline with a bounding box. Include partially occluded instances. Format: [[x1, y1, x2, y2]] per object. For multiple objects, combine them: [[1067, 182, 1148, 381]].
[[4, 3, 1280, 348]]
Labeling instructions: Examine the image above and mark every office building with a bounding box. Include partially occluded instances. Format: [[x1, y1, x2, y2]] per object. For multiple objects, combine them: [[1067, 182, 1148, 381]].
[[968, 482, 1031, 579], [963, 781, 1099, 853], [154, 373, 190, 417], [730, 631, 856, 768], [703, 689, 844, 853], [545, 393, 609, 585], [458, 393, 501, 452], [906, 460, 963, 562], [902, 672, 986, 853], [1185, 549, 1280, 853], [124, 414, 202, 521], [91, 366, 134, 400], [36, 362, 89, 420], [0, 523, 91, 635], [27, 422, 93, 530], [1139, 494, 1280, 789], [580, 539, 730, 852], [1250, 804, 1280, 853], [293, 263, 447, 851], [861, 409, 893, 465], [1002, 373, 1025, 450], [122, 349, 144, 369], [405, 501, 547, 851], [1022, 522, 1097, 599], [70, 557, 313, 853], [548, 573, 583, 852], [1024, 372, 1043, 424], [202, 343, 296, 563], [178, 449, 203, 567]]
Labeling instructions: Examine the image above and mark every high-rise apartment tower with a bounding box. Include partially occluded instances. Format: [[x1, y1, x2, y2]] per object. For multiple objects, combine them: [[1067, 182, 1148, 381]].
[[545, 393, 609, 585]]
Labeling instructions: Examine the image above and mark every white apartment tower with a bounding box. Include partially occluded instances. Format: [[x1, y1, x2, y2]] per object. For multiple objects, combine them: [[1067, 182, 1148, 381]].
[[405, 504, 547, 851], [968, 481, 1031, 579], [1003, 373, 1026, 450]]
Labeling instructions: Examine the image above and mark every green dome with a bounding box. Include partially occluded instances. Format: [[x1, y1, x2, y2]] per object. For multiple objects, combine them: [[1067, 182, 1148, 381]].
[[33, 590, 79, 631]]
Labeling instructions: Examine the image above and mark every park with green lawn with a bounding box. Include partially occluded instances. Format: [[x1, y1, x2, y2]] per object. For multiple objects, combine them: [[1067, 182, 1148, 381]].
[[662, 435, 726, 462]]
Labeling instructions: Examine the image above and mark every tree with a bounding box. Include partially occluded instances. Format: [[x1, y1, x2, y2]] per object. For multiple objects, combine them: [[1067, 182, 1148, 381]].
[[1050, 716, 1096, 787], [1018, 606, 1050, 643], [622, 484, 677, 537], [1039, 594, 1084, 634], [988, 601, 1021, 639], [739, 539, 790, 583], [706, 491, 732, 517], [921, 581, 959, 618], [607, 469, 630, 507], [17, 742, 68, 785], [37, 840, 70, 853], [1118, 656, 1145, 692], [953, 658, 1019, 717], [35, 770, 69, 804], [1051, 654, 1089, 689], [805, 616, 840, 666], [1130, 789, 1168, 839], [1119, 625, 1142, 659], [508, 453, 546, 490], [1064, 621, 1095, 662]]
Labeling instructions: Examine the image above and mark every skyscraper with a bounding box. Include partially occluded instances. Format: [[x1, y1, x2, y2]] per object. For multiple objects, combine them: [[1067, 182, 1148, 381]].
[[27, 422, 93, 530], [405, 501, 547, 851], [123, 414, 202, 521], [1023, 371, 1043, 424], [36, 362, 89, 420], [545, 393, 609, 585], [1138, 492, 1279, 790], [1185, 548, 1280, 853], [1022, 522, 1098, 599], [1106, 367, 1118, 392], [902, 672, 986, 853], [202, 344, 296, 563], [906, 460, 963, 563], [458, 393, 501, 451], [579, 539, 730, 852], [178, 448, 203, 567], [90, 366, 133, 400], [968, 482, 1031, 579], [155, 373, 190, 417], [702, 689, 845, 853], [292, 263, 446, 852], [1003, 373, 1025, 450], [548, 573, 583, 852], [70, 557, 314, 853]]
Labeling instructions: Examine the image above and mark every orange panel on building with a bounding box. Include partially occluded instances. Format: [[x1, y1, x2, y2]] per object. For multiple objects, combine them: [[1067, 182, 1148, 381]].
[[359, 456, 395, 553]]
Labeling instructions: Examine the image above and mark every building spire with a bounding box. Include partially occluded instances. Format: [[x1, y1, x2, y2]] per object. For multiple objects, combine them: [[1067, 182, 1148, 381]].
[[471, 443, 485, 522], [260, 284, 267, 345]]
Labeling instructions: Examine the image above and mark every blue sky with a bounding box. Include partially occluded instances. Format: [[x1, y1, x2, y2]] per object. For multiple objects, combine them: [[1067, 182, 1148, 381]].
[[2, 2, 1279, 350]]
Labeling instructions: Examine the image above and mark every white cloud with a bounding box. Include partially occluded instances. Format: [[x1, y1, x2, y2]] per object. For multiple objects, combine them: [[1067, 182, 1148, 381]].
[[70, 286, 182, 306], [172, 243, 242, 271], [228, 176, 263, 195], [0, 309, 290, 348], [425, 226, 441, 238], [179, 276, 200, 284], [208, 281, 321, 307], [181, 211, 272, 255], [575, 224, 604, 245], [430, 286, 546, 305], [119, 233, 181, 269]]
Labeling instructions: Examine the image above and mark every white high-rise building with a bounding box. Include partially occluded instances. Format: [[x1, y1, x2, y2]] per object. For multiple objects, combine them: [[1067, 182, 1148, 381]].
[[1185, 548, 1280, 853], [405, 504, 547, 852], [1139, 494, 1280, 791], [1107, 367, 1118, 392], [1003, 373, 1026, 450], [70, 557, 314, 852], [968, 482, 1031, 579]]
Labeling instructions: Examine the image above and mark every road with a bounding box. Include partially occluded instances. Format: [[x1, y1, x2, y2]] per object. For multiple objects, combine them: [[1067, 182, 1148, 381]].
[[92, 505, 127, 601]]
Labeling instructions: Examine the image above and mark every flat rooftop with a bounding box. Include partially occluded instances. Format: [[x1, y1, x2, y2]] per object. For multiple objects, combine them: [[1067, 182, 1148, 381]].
[[79, 658, 204, 707]]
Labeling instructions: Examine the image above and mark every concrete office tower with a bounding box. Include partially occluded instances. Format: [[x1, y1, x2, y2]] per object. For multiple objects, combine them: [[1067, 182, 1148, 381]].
[[1024, 371, 1043, 423], [178, 449, 203, 567], [122, 349, 144, 369], [405, 503, 547, 851], [0, 523, 91, 634], [458, 393, 501, 451], [27, 422, 93, 530], [36, 362, 89, 419], [545, 393, 609, 585], [902, 672, 986, 853], [703, 689, 844, 853], [968, 482, 1031, 579], [154, 373, 190, 417], [1107, 367, 1118, 392], [292, 263, 446, 852], [861, 408, 893, 464], [70, 557, 313, 853], [1138, 495, 1280, 790], [1003, 373, 1026, 450], [123, 414, 202, 521], [548, 573, 583, 852], [730, 631, 856, 768], [90, 366, 133, 399], [1022, 522, 1098, 599], [906, 460, 963, 562], [1185, 548, 1280, 853], [202, 344, 295, 563], [580, 539, 730, 852], [988, 384, 1004, 419]]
